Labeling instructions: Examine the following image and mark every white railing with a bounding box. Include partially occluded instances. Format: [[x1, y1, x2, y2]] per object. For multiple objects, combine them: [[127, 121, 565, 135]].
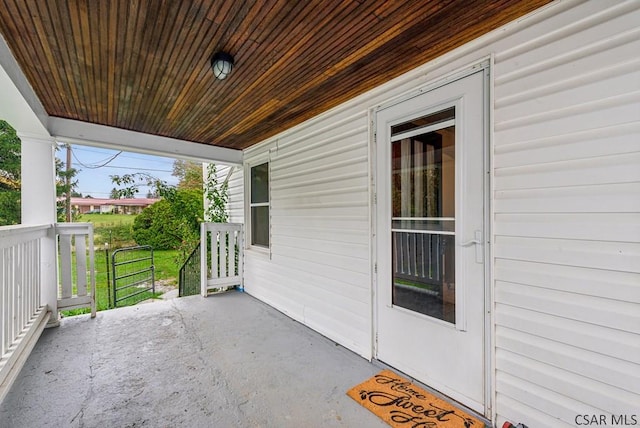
[[393, 231, 444, 282], [0, 224, 51, 402], [0, 222, 96, 401], [55, 223, 96, 317], [201, 223, 244, 296]]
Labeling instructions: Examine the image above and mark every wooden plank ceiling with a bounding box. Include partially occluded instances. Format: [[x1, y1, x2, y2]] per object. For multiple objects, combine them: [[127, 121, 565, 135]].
[[0, 0, 549, 150]]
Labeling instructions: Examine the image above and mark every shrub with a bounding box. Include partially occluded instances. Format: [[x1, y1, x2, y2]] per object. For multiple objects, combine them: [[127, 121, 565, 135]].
[[132, 189, 203, 250]]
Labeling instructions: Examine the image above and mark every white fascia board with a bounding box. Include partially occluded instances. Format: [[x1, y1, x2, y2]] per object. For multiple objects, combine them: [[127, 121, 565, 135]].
[[0, 33, 49, 136], [49, 117, 243, 166]]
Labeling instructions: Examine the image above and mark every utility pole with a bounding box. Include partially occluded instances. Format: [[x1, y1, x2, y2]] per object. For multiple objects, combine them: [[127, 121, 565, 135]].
[[66, 143, 72, 222]]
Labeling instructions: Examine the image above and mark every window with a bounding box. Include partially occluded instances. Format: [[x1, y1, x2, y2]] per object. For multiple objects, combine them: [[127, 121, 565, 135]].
[[250, 162, 269, 247]]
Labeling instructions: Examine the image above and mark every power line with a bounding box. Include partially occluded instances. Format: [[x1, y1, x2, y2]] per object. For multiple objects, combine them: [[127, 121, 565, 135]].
[[75, 189, 159, 196], [71, 146, 176, 164], [70, 149, 173, 172], [98, 165, 173, 172], [71, 149, 123, 169], [86, 151, 123, 167]]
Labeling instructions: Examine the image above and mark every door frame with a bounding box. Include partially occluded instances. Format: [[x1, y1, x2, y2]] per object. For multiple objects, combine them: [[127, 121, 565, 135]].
[[369, 59, 493, 417]]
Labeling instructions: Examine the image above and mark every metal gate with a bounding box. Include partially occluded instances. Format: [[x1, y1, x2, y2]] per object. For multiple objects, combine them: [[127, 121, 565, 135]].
[[111, 245, 155, 307], [178, 242, 201, 297]]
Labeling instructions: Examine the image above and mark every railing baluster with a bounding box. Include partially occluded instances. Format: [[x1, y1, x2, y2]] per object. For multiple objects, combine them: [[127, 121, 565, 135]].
[[36, 239, 41, 310], [1, 248, 6, 356], [0, 248, 7, 358], [436, 235, 441, 281], [400, 233, 405, 274], [420, 234, 426, 278], [75, 234, 87, 296], [22, 243, 28, 331], [8, 247, 14, 346], [210, 231, 218, 279], [392, 233, 397, 276], [219, 231, 227, 278], [229, 231, 236, 276], [18, 243, 25, 340], [59, 234, 72, 299], [412, 233, 417, 278]]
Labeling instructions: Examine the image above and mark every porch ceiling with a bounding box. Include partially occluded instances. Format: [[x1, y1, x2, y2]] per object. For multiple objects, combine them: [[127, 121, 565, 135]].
[[0, 0, 548, 151]]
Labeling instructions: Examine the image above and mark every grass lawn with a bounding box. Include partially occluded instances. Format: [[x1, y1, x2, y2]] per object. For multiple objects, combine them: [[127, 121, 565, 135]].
[[79, 213, 137, 248], [79, 213, 136, 226]]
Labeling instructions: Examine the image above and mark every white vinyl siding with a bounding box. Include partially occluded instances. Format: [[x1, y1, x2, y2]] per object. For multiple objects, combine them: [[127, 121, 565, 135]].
[[228, 0, 639, 425], [243, 112, 372, 358], [492, 1, 640, 426], [227, 167, 244, 224], [211, 164, 244, 224]]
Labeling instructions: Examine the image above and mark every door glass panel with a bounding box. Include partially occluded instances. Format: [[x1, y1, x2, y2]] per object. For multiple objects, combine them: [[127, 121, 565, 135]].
[[391, 108, 456, 323]]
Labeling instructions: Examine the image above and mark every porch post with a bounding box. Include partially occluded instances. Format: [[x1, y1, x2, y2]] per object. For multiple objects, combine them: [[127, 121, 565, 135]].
[[19, 134, 59, 325]]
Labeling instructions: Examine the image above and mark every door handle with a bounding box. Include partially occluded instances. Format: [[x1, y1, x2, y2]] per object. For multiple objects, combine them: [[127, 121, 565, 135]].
[[461, 239, 481, 247], [461, 230, 483, 263]]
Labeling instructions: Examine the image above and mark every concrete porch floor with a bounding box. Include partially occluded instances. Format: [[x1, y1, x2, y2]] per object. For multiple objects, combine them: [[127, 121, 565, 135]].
[[0, 292, 387, 427]]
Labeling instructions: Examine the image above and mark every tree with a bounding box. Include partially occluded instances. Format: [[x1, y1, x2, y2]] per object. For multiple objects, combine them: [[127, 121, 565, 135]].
[[172, 160, 203, 190], [0, 120, 20, 189], [132, 188, 203, 250], [113, 162, 229, 262], [112, 169, 203, 251], [132, 200, 181, 249], [55, 152, 79, 222], [0, 191, 21, 226], [110, 172, 171, 199], [0, 120, 21, 225], [110, 187, 125, 199], [0, 129, 82, 225]]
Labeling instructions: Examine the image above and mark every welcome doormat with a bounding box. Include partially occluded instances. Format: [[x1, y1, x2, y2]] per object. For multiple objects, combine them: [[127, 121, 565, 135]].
[[347, 370, 484, 428]]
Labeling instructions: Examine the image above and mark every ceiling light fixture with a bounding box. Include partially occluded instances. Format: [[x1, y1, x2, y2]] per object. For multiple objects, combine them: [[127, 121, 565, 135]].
[[210, 52, 234, 80]]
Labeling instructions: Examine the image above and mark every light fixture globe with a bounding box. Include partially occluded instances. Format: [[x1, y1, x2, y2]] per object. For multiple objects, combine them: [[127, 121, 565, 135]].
[[211, 52, 234, 80]]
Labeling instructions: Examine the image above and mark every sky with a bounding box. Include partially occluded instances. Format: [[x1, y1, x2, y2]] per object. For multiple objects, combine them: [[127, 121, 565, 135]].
[[56, 144, 180, 199]]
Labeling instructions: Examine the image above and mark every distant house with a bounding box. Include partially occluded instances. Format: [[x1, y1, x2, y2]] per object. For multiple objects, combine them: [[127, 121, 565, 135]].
[[70, 197, 159, 215]]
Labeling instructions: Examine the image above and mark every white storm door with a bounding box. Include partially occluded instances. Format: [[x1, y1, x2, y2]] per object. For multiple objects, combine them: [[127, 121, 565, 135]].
[[375, 70, 487, 412]]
